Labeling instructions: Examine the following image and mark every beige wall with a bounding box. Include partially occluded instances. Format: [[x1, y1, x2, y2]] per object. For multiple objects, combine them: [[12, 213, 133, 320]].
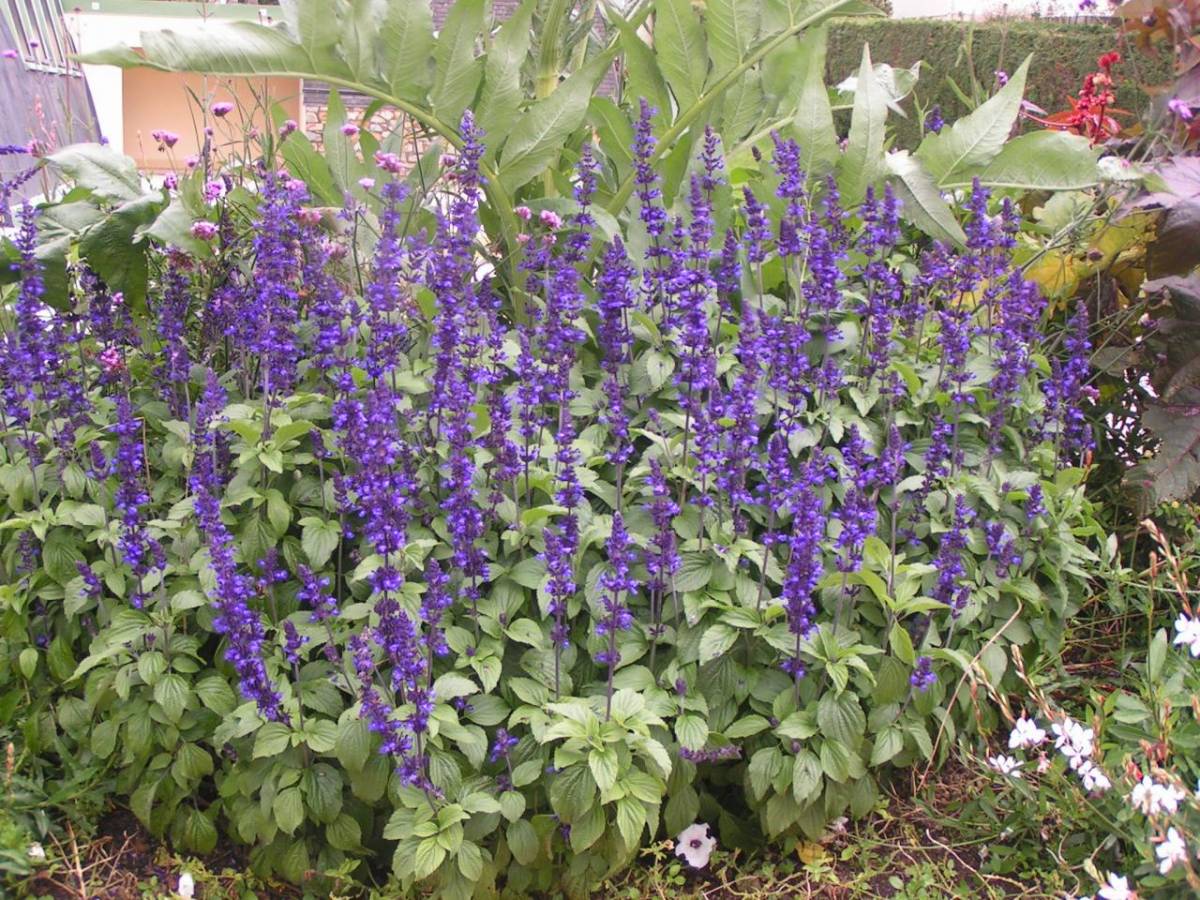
[[121, 69, 302, 172]]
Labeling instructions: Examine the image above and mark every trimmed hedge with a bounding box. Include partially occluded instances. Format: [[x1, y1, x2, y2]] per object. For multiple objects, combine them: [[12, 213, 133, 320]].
[[826, 17, 1171, 145]]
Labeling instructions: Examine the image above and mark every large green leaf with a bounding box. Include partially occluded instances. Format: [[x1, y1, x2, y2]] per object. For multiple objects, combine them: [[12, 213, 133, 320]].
[[379, 0, 436, 101], [791, 27, 837, 178], [476, 0, 535, 157], [706, 0, 760, 76], [498, 56, 610, 193], [914, 56, 1031, 187], [46, 144, 143, 202], [655, 0, 709, 112], [955, 130, 1101, 191], [431, 0, 485, 123], [79, 193, 162, 308], [280, 0, 350, 76], [611, 10, 671, 117], [839, 44, 887, 206], [885, 150, 967, 247]]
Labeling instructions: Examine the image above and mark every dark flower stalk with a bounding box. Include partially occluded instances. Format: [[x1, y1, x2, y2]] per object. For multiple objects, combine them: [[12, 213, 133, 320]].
[[597, 513, 637, 719]]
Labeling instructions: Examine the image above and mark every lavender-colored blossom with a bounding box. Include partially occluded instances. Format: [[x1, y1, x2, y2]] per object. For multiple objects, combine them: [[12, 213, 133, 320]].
[[910, 656, 936, 692]]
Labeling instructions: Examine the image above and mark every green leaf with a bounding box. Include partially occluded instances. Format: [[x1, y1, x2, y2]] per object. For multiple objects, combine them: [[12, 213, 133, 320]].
[[433, 672, 478, 700], [323, 90, 356, 193], [792, 749, 822, 804], [153, 673, 190, 723], [888, 622, 916, 665], [172, 743, 213, 784], [301, 518, 340, 568], [179, 808, 217, 855], [725, 714, 770, 738], [588, 746, 619, 793], [611, 11, 670, 117], [18, 648, 37, 680], [47, 143, 143, 202], [699, 624, 738, 663], [80, 193, 160, 308], [327, 812, 362, 851], [379, 0, 435, 102], [498, 55, 609, 194], [304, 718, 338, 753], [255, 721, 293, 759], [457, 839, 483, 881], [500, 790, 526, 822], [706, 0, 760, 76], [615, 796, 647, 849], [675, 714, 709, 751], [963, 130, 1101, 191], [870, 726, 904, 766], [475, 0, 534, 155], [817, 692, 866, 745], [303, 763, 344, 824], [655, 0, 708, 111], [195, 675, 237, 715], [840, 44, 887, 205], [273, 786, 305, 835], [507, 819, 539, 865], [885, 151, 967, 247], [431, 0, 484, 123], [335, 717, 371, 771], [505, 618, 544, 647], [675, 552, 713, 592], [791, 27, 838, 178], [914, 56, 1031, 186]]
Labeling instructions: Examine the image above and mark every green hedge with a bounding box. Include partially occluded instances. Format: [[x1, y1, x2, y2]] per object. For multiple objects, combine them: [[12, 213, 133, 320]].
[[826, 18, 1171, 145]]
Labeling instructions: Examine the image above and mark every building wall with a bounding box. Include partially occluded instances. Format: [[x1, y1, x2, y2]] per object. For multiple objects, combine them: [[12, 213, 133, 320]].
[[121, 68, 301, 171]]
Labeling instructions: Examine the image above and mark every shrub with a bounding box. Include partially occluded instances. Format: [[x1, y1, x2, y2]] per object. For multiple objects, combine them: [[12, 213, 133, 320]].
[[0, 106, 1102, 895]]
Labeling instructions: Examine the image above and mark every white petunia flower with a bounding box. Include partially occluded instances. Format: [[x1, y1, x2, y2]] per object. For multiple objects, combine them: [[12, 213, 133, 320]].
[[1173, 613, 1200, 657], [1156, 827, 1187, 875], [988, 754, 1023, 777], [675, 823, 716, 869], [177, 872, 195, 899], [1097, 872, 1134, 900], [26, 842, 45, 862], [1009, 716, 1047, 750]]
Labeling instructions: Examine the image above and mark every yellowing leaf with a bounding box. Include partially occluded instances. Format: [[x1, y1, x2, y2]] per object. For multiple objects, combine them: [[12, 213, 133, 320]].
[[796, 840, 827, 865]]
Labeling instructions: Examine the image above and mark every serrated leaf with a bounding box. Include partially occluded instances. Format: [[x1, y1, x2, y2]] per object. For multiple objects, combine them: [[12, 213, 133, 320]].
[[475, 0, 533, 154], [655, 0, 708, 111], [914, 57, 1031, 186], [273, 786, 305, 835], [430, 0, 484, 123]]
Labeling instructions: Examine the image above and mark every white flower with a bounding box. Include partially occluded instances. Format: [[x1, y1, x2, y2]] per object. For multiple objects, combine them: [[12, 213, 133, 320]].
[[1076, 760, 1112, 794], [988, 755, 1023, 777], [1129, 776, 1186, 816], [675, 823, 716, 869], [1156, 827, 1187, 875], [1097, 872, 1135, 900], [177, 872, 195, 899], [1173, 613, 1200, 657], [1009, 716, 1047, 750], [26, 842, 45, 862]]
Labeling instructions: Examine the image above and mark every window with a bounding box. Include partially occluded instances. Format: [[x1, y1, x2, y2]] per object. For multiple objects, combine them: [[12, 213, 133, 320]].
[[2, 0, 79, 76]]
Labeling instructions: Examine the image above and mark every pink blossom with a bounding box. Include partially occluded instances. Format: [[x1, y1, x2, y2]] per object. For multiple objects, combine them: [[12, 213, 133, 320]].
[[151, 130, 179, 149], [358, 177, 375, 190], [1168, 98, 1194, 121], [539, 210, 563, 229], [279, 119, 298, 137], [190, 221, 218, 241], [374, 151, 404, 174], [515, 205, 532, 220], [211, 101, 235, 118], [340, 123, 359, 137]]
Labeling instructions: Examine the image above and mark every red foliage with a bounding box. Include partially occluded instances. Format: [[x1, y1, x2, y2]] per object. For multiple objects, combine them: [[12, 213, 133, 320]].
[[1027, 52, 1128, 144]]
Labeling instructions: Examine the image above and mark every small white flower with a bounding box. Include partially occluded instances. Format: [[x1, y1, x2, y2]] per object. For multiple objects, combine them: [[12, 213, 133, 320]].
[[1009, 716, 1047, 750], [1172, 613, 1200, 657], [1097, 872, 1134, 900], [1156, 827, 1187, 875], [1129, 776, 1186, 816], [675, 823, 716, 869], [987, 754, 1023, 777], [177, 872, 195, 899], [1076, 760, 1111, 794], [26, 842, 45, 862]]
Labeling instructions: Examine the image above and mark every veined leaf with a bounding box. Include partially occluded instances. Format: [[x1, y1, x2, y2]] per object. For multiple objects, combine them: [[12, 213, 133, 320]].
[[655, 0, 708, 112], [791, 27, 837, 178], [379, 0, 435, 101], [706, 0, 760, 76], [476, 0, 534, 158], [952, 130, 1101, 191], [914, 56, 1031, 187], [431, 0, 485, 123], [840, 44, 887, 206], [611, 10, 671, 117], [885, 150, 967, 247], [498, 55, 610, 193]]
